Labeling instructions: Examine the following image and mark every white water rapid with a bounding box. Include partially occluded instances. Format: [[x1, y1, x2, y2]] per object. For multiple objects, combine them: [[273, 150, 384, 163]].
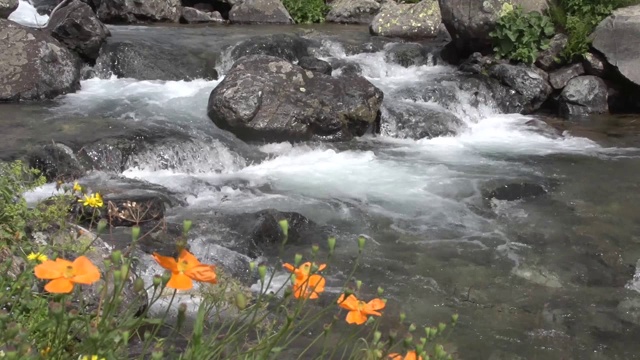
[[8, 0, 49, 27]]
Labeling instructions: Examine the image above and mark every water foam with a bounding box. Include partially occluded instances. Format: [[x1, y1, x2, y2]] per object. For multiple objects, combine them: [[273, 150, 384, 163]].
[[8, 0, 49, 27]]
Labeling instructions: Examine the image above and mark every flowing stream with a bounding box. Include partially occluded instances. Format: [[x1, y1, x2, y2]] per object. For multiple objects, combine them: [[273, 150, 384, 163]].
[[5, 8, 640, 358]]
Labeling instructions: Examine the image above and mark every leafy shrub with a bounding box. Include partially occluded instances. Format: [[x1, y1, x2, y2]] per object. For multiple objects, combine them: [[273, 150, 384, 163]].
[[489, 4, 555, 64], [0, 161, 45, 243], [282, 0, 328, 24]]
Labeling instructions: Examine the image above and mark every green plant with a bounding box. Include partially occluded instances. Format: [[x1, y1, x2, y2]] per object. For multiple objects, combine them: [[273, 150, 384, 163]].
[[490, 5, 555, 64], [0, 161, 46, 243], [282, 0, 328, 24]]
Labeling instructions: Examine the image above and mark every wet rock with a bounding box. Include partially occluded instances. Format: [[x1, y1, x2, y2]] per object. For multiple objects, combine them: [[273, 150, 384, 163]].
[[485, 182, 547, 201], [535, 33, 567, 71], [559, 76, 609, 117], [616, 298, 640, 326], [512, 265, 562, 288], [380, 101, 464, 139], [487, 63, 552, 113], [369, 0, 441, 39], [439, 0, 547, 57], [458, 51, 495, 74], [298, 56, 332, 75], [326, 0, 380, 24], [230, 33, 313, 63], [208, 55, 383, 142], [0, 19, 81, 101], [181, 7, 225, 23], [96, 0, 182, 23], [549, 63, 584, 90], [0, 0, 17, 18], [592, 5, 640, 88], [384, 42, 438, 67], [27, 143, 85, 182], [94, 41, 218, 81], [228, 0, 292, 24], [46, 0, 110, 61], [582, 51, 607, 78], [329, 59, 362, 76]]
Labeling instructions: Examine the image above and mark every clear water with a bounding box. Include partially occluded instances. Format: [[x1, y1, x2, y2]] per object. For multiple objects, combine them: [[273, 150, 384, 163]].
[[4, 20, 640, 359]]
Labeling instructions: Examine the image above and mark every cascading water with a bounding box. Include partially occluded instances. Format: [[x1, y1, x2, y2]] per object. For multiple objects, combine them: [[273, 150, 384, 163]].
[[13, 24, 640, 359]]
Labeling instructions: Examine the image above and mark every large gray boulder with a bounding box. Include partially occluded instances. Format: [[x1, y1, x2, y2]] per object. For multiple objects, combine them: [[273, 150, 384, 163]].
[[180, 7, 225, 23], [0, 19, 81, 101], [326, 0, 380, 24], [439, 0, 547, 56], [46, 0, 110, 61], [380, 101, 465, 139], [0, 0, 18, 18], [487, 63, 552, 113], [369, 0, 441, 39], [228, 0, 293, 24], [207, 55, 383, 142], [559, 76, 609, 117], [592, 5, 640, 88], [95, 0, 182, 23]]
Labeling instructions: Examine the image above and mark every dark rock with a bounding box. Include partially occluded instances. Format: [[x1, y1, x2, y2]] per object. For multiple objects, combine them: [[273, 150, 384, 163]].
[[535, 33, 568, 71], [582, 51, 607, 77], [0, 19, 81, 101], [458, 52, 495, 74], [380, 101, 465, 139], [180, 7, 225, 23], [94, 41, 218, 81], [369, 0, 441, 39], [46, 0, 110, 61], [298, 56, 332, 75], [384, 42, 439, 67], [230, 33, 312, 63], [439, 0, 547, 57], [0, 0, 17, 18], [326, 0, 380, 24], [559, 76, 609, 117], [329, 59, 362, 76], [228, 0, 292, 24], [193, 2, 213, 12], [486, 182, 547, 202], [592, 5, 640, 88], [96, 0, 181, 23], [27, 143, 85, 182], [207, 55, 383, 142], [549, 63, 584, 90], [488, 63, 552, 113]]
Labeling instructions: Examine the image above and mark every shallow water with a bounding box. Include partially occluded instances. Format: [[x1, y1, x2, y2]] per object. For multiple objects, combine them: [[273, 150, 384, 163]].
[[4, 18, 640, 359]]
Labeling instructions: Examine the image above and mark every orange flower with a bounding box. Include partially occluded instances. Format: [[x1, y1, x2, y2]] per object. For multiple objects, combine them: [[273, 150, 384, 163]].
[[337, 294, 385, 325], [153, 249, 217, 290], [34, 256, 101, 293], [283, 262, 326, 299], [389, 351, 422, 360]]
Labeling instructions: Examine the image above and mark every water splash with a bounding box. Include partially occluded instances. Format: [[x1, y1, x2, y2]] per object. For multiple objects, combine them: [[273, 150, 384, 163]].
[[8, 0, 49, 27]]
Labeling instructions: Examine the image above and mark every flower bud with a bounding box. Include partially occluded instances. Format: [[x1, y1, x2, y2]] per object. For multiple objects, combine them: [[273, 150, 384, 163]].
[[377, 287, 384, 296], [152, 275, 162, 288], [311, 244, 319, 256], [451, 313, 459, 323], [97, 219, 108, 234], [438, 322, 447, 333], [408, 323, 416, 332], [113, 270, 123, 284], [111, 250, 122, 264], [388, 329, 397, 341], [278, 219, 289, 239], [131, 226, 141, 242], [177, 303, 187, 330], [258, 265, 267, 283], [49, 302, 63, 316], [434, 345, 446, 358], [400, 312, 406, 323], [183, 220, 193, 235], [373, 331, 381, 344], [403, 335, 413, 348], [323, 322, 332, 335], [357, 236, 366, 251], [327, 237, 336, 254], [355, 280, 362, 291], [310, 263, 320, 273], [249, 261, 256, 272], [133, 277, 145, 293], [294, 254, 302, 267], [120, 264, 130, 280], [235, 293, 247, 310], [161, 271, 171, 285]]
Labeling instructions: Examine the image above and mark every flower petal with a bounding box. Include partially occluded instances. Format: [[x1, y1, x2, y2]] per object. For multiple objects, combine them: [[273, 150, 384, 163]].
[[178, 249, 201, 269], [316, 263, 327, 272], [388, 354, 403, 360], [185, 264, 217, 284], [367, 298, 386, 311], [71, 256, 101, 284], [45, 278, 74, 293], [346, 310, 368, 325], [153, 253, 178, 272], [337, 294, 359, 311], [166, 273, 193, 290], [34, 260, 64, 279], [283, 263, 295, 273]]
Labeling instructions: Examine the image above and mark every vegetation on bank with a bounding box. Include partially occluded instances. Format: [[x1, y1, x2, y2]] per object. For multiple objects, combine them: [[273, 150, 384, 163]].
[[0, 161, 458, 359], [282, 0, 328, 24], [491, 0, 640, 64]]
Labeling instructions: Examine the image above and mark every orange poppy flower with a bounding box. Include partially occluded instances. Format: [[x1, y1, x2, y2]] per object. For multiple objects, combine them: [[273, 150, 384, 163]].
[[388, 351, 422, 360], [283, 262, 327, 299], [152, 249, 217, 290], [337, 294, 385, 325], [34, 256, 101, 293]]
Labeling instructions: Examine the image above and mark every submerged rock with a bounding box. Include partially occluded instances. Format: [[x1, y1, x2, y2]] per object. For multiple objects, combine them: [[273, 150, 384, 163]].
[[229, 33, 313, 64], [559, 76, 609, 117], [0, 0, 18, 19], [485, 182, 547, 202], [369, 0, 441, 39], [96, 0, 182, 23], [0, 19, 81, 101], [326, 0, 380, 24], [384, 42, 439, 67], [380, 101, 464, 139], [208, 55, 383, 142], [27, 143, 85, 182], [228, 0, 292, 24], [46, 0, 110, 61], [94, 41, 218, 81]]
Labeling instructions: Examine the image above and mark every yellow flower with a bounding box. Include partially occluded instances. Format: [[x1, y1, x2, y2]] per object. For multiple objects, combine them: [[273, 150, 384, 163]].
[[73, 181, 82, 192], [27, 252, 48, 263], [80, 356, 105, 360], [79, 193, 104, 208]]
